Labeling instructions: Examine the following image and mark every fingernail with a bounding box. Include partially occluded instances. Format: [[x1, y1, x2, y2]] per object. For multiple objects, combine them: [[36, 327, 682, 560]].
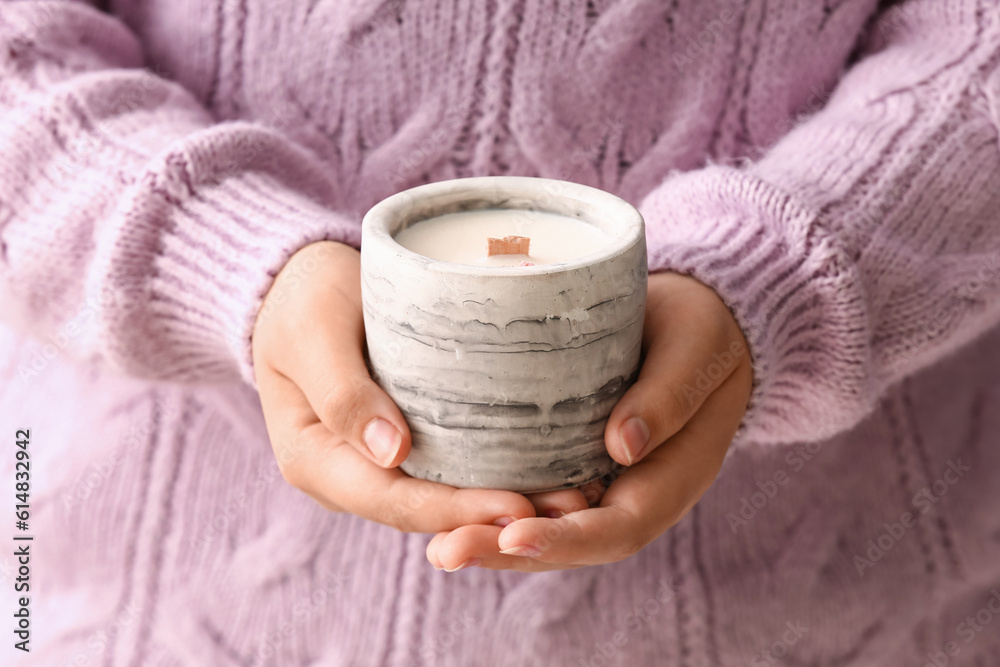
[[544, 510, 565, 519], [363, 418, 402, 466], [619, 416, 651, 465], [444, 558, 481, 573], [494, 516, 516, 528], [499, 545, 542, 558]]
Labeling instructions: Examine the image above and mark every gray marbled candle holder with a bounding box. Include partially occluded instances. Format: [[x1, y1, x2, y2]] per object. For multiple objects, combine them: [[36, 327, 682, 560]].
[[360, 176, 646, 493]]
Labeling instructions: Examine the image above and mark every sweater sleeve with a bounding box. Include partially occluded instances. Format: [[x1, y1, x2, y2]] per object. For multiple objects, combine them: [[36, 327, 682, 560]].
[[640, 0, 1000, 444], [0, 2, 359, 385]]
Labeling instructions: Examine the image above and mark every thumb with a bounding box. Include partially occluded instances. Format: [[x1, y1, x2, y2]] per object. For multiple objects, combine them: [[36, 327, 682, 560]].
[[604, 273, 749, 466], [254, 241, 412, 468], [605, 369, 712, 467], [314, 371, 412, 469], [280, 297, 412, 468], [260, 321, 413, 468]]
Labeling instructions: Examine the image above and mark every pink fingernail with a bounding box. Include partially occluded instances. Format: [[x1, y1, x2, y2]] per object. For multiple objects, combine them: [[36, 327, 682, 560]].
[[363, 418, 402, 466], [499, 545, 542, 558], [444, 558, 481, 573], [544, 510, 565, 519], [619, 416, 651, 465], [494, 516, 516, 528]]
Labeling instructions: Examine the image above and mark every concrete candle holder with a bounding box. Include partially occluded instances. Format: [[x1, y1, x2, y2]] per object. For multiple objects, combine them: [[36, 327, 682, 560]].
[[360, 176, 646, 492]]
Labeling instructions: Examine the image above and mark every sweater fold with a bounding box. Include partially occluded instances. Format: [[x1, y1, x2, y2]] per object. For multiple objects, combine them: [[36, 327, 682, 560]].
[[4, 0, 1000, 441], [89, 124, 360, 384], [641, 1, 1000, 444], [642, 167, 872, 445], [0, 5, 358, 383]]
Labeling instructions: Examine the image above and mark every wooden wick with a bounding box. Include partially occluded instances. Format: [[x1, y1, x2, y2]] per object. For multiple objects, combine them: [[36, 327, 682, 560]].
[[487, 235, 530, 256]]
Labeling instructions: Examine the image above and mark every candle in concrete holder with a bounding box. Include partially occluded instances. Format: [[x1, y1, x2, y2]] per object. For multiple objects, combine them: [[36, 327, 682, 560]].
[[361, 176, 646, 493]]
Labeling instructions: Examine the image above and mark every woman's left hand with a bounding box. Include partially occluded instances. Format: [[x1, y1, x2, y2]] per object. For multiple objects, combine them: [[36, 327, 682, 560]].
[[426, 272, 753, 571]]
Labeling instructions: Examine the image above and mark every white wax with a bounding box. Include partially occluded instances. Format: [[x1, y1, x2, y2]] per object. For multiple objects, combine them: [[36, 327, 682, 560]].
[[393, 209, 611, 267]]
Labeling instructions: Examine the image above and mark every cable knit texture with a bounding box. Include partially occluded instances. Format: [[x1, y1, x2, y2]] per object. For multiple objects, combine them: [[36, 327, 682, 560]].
[[1, 0, 1000, 665]]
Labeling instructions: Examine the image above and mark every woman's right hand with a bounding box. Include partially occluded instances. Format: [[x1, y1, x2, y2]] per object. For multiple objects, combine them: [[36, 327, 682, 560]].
[[251, 241, 537, 545]]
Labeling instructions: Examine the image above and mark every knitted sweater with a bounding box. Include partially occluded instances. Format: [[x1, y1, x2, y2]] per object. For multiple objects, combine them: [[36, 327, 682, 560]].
[[2, 0, 999, 665]]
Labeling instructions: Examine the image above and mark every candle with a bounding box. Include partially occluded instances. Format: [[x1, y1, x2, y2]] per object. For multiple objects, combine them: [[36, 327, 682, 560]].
[[393, 209, 612, 266], [361, 176, 647, 492]]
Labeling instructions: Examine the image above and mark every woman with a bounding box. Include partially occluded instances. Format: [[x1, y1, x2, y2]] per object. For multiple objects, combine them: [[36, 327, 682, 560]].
[[2, 0, 999, 664]]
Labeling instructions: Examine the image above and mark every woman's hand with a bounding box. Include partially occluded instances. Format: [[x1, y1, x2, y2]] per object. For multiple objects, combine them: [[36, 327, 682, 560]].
[[252, 241, 536, 537], [426, 272, 753, 571]]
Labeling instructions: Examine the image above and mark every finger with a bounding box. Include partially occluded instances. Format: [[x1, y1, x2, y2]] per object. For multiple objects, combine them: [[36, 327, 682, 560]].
[[605, 272, 750, 466], [498, 364, 751, 566], [258, 242, 411, 468], [427, 526, 496, 572], [257, 359, 537, 531], [427, 526, 578, 573], [525, 488, 590, 518], [578, 478, 608, 507], [315, 443, 538, 532], [256, 356, 346, 511]]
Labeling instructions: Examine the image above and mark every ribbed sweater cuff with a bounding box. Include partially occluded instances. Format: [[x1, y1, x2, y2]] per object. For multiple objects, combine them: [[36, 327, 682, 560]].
[[640, 166, 870, 444], [91, 125, 361, 385], [159, 174, 360, 385]]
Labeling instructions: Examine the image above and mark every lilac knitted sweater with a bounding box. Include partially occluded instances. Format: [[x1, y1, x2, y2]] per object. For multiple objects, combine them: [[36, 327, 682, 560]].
[[2, 0, 1000, 665]]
